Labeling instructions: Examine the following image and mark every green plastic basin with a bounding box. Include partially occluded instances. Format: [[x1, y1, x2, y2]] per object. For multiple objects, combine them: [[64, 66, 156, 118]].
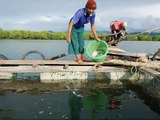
[[85, 40, 109, 62]]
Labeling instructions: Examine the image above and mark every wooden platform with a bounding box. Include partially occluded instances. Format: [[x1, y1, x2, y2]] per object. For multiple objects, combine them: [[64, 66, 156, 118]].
[[0, 59, 159, 69], [0, 60, 159, 82], [0, 60, 130, 82], [0, 60, 102, 66]]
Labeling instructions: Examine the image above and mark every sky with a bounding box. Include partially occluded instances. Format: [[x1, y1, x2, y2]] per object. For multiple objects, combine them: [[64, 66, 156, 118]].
[[0, 0, 160, 33]]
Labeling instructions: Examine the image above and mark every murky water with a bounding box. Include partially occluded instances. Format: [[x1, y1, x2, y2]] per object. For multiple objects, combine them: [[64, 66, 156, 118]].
[[0, 88, 160, 120]]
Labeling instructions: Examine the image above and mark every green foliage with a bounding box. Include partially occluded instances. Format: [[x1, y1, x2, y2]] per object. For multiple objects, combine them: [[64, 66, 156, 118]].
[[0, 29, 159, 41], [0, 30, 8, 38], [137, 35, 153, 41], [84, 32, 91, 40], [51, 32, 67, 40], [152, 35, 160, 41], [127, 34, 138, 41]]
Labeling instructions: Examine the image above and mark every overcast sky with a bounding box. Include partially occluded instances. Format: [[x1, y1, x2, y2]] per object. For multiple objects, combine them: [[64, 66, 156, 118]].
[[0, 0, 160, 32]]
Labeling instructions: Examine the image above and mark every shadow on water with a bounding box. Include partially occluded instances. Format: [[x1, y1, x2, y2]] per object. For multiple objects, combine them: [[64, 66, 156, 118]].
[[124, 81, 160, 115]]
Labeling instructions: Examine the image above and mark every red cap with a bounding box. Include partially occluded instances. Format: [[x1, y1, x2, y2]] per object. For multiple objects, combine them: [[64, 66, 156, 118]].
[[85, 0, 97, 10]]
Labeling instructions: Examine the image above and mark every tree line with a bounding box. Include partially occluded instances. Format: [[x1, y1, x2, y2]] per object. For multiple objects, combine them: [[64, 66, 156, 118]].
[[0, 30, 159, 41]]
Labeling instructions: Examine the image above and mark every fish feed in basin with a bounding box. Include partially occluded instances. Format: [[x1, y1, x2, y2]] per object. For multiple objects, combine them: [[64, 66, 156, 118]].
[[86, 40, 109, 62]]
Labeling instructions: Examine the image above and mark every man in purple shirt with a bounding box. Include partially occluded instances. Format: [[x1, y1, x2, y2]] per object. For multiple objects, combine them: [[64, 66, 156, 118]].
[[66, 0, 100, 64]]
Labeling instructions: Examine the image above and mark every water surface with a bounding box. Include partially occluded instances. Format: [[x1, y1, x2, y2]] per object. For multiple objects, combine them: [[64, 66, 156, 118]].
[[0, 39, 159, 60], [0, 89, 160, 120]]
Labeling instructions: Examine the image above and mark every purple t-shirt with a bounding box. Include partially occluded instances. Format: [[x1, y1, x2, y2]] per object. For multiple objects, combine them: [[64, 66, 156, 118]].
[[71, 8, 95, 29]]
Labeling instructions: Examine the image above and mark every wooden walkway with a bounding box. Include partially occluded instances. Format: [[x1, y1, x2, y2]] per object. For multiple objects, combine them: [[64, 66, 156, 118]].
[[0, 60, 129, 81], [0, 60, 103, 65], [0, 59, 159, 69], [0, 60, 159, 81]]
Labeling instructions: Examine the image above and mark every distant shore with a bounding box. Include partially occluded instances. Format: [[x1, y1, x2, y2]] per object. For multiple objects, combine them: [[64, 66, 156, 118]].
[[0, 30, 160, 41]]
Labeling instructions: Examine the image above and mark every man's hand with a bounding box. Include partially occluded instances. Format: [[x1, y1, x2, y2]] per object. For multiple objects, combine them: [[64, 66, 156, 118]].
[[66, 35, 71, 43], [95, 37, 101, 41], [66, 21, 74, 43]]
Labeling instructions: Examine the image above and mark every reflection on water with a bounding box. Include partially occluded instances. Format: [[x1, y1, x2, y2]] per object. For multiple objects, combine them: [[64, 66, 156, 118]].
[[0, 88, 160, 120]]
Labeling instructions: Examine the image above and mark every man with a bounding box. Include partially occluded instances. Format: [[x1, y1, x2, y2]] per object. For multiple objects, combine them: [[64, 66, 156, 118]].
[[66, 0, 100, 64], [110, 20, 127, 41]]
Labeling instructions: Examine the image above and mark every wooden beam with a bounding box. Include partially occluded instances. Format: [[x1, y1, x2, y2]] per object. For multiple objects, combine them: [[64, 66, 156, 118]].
[[0, 60, 159, 69], [139, 67, 160, 80], [0, 60, 103, 66], [0, 66, 127, 73]]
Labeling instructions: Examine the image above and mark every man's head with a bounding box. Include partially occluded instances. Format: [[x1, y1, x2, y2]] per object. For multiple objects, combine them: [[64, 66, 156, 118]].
[[122, 21, 127, 30], [85, 0, 96, 15]]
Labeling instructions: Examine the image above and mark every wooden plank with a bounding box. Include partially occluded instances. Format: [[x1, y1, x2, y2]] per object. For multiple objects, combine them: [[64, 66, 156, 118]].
[[0, 59, 159, 69], [139, 67, 160, 80], [109, 47, 126, 53], [139, 67, 160, 75], [108, 51, 160, 60], [108, 52, 148, 58], [0, 66, 127, 73], [0, 60, 103, 66]]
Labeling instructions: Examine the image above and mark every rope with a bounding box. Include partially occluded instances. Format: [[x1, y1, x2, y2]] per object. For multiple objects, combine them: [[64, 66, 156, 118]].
[[135, 26, 160, 35], [129, 26, 160, 36], [130, 53, 139, 75]]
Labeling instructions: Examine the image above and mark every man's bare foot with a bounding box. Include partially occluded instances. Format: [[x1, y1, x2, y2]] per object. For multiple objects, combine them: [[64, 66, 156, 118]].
[[82, 59, 91, 62], [75, 60, 84, 64]]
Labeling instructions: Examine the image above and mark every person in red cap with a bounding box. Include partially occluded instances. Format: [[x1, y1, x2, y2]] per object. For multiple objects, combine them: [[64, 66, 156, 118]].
[[109, 20, 128, 45], [66, 0, 100, 64]]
